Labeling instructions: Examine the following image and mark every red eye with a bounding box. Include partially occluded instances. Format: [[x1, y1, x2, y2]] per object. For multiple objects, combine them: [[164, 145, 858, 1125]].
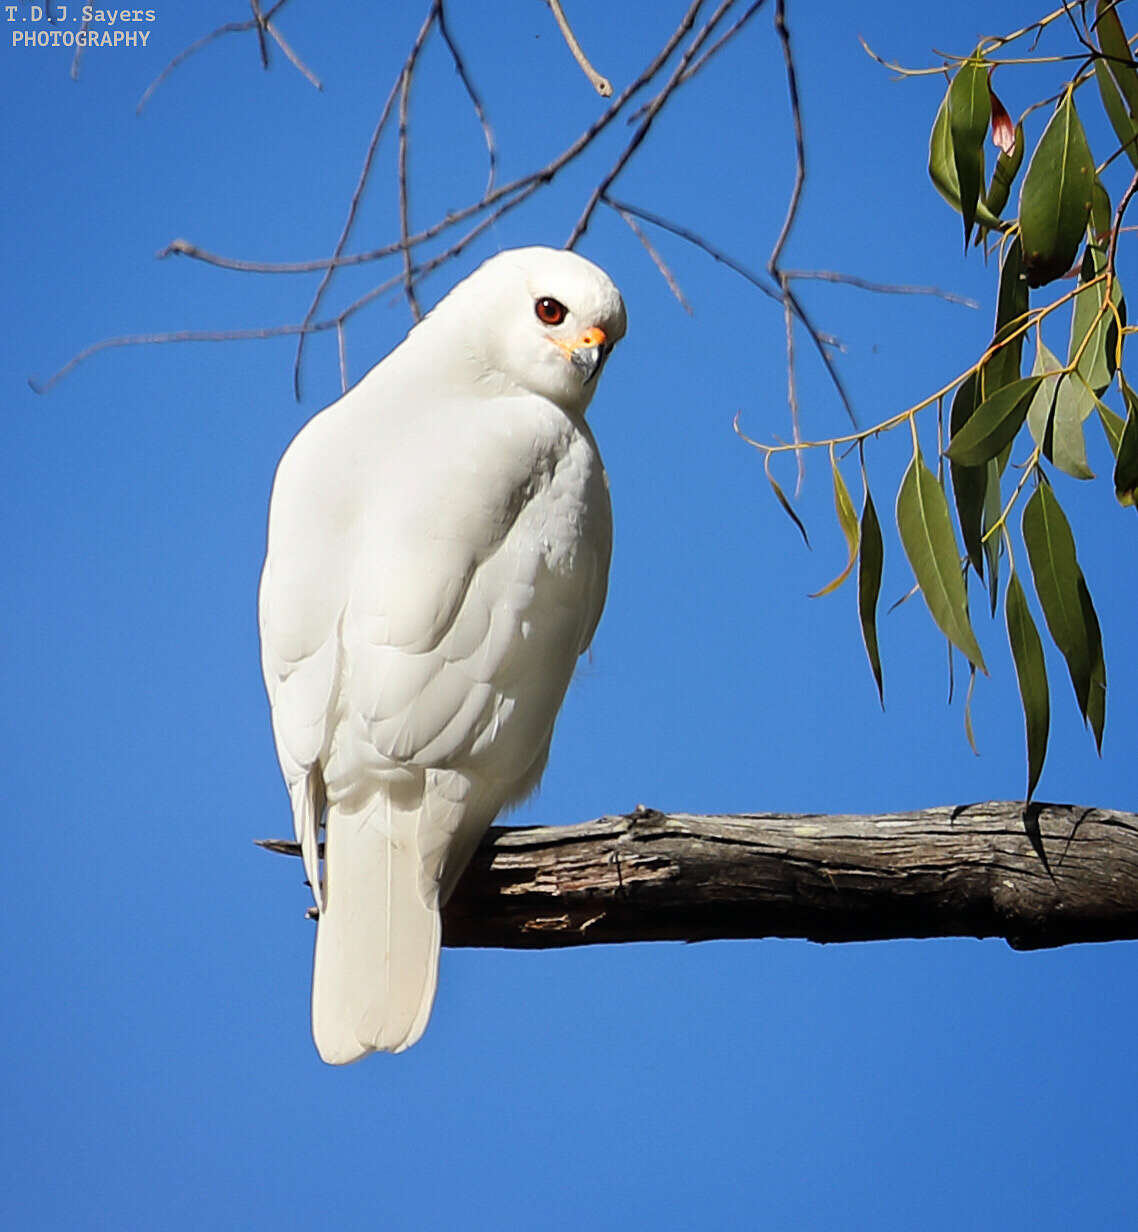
[[535, 297, 568, 326]]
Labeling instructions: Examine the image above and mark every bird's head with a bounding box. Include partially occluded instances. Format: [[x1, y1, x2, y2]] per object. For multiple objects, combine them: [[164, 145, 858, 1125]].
[[427, 246, 627, 418]]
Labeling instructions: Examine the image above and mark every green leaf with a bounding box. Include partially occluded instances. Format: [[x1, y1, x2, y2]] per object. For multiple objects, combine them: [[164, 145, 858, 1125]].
[[858, 483, 885, 706], [1022, 483, 1093, 720], [1115, 376, 1138, 505], [1114, 409, 1138, 505], [1079, 571, 1106, 752], [1095, 0, 1138, 117], [1026, 340, 1095, 480], [983, 121, 1026, 220], [929, 89, 1007, 230], [978, 238, 1029, 399], [764, 459, 810, 547], [1094, 57, 1138, 167], [1090, 177, 1113, 244], [1005, 570, 1050, 801], [1026, 337, 1062, 442], [1069, 244, 1122, 395], [949, 374, 986, 576], [1097, 398, 1126, 455], [949, 56, 992, 245], [810, 453, 860, 597], [982, 458, 1002, 614], [896, 449, 988, 673], [1018, 92, 1095, 287], [946, 375, 1042, 466]]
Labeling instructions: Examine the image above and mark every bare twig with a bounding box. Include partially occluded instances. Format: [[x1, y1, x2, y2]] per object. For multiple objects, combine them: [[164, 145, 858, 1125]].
[[30, 322, 334, 396], [611, 204, 693, 313], [264, 17, 323, 90], [783, 269, 979, 307], [293, 3, 438, 396], [546, 0, 613, 96], [69, 14, 90, 81], [603, 197, 781, 302], [250, 0, 270, 69], [437, 1, 496, 196], [136, 0, 302, 114], [768, 0, 804, 275], [336, 322, 349, 394], [397, 64, 422, 322]]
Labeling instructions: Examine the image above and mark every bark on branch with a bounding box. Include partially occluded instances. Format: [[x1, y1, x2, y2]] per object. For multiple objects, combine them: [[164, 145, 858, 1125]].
[[258, 801, 1138, 952]]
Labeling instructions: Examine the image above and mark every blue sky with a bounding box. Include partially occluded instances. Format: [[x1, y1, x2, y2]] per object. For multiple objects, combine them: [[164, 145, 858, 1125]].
[[4, 2, 1136, 1228]]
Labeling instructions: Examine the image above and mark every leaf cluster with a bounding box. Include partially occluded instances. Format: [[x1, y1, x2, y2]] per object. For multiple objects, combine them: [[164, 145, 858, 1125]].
[[755, 1, 1138, 800]]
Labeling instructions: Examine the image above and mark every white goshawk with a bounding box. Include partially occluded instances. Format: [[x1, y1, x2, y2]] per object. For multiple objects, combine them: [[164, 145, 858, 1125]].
[[259, 246, 626, 1063]]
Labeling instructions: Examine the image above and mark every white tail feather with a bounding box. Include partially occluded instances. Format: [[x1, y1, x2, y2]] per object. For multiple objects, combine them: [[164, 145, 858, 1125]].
[[311, 794, 440, 1064]]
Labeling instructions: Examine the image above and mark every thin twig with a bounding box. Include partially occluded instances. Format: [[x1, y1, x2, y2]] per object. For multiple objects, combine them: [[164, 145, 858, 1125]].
[[135, 0, 297, 114], [783, 269, 979, 307], [250, 0, 270, 69], [69, 14, 90, 80], [293, 3, 438, 396], [265, 18, 323, 90], [437, 0, 496, 196], [546, 0, 613, 96], [30, 322, 335, 395], [398, 64, 422, 321], [610, 203, 693, 313], [768, 0, 804, 274], [604, 197, 781, 302], [336, 322, 349, 394]]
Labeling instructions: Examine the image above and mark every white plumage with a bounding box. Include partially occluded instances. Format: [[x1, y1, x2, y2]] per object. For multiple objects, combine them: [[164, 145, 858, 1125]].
[[259, 247, 626, 1063]]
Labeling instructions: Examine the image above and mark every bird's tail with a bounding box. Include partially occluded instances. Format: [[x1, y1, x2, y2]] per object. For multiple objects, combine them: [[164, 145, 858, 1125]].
[[311, 791, 440, 1064]]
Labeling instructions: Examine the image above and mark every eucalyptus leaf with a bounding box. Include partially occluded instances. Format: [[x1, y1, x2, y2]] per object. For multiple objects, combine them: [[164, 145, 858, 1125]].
[[1114, 404, 1138, 505], [1090, 177, 1113, 243], [810, 454, 860, 597], [949, 56, 992, 245], [929, 89, 1007, 229], [1095, 0, 1138, 117], [1026, 341, 1095, 480], [858, 485, 885, 706], [1022, 484, 1093, 720], [765, 466, 810, 547], [983, 121, 1026, 219], [896, 450, 987, 673], [1018, 93, 1095, 287], [979, 237, 1029, 397], [1069, 243, 1122, 394], [1093, 57, 1138, 167], [1005, 570, 1050, 801], [1096, 399, 1126, 455], [949, 374, 986, 576], [1078, 572, 1106, 752], [946, 375, 1042, 466], [982, 458, 1002, 614], [1026, 337, 1062, 447]]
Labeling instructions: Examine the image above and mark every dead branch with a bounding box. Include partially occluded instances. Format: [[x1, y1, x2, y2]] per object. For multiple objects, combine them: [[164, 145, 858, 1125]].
[[259, 801, 1138, 951]]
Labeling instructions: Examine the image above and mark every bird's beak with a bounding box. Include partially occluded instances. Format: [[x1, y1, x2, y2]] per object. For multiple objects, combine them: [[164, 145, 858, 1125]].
[[557, 326, 611, 385]]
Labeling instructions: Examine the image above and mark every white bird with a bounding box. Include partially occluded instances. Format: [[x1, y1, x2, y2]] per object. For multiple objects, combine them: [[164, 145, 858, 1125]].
[[259, 246, 626, 1063]]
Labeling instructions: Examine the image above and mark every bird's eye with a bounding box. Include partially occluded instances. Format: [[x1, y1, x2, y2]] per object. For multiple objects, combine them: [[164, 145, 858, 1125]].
[[535, 296, 568, 326]]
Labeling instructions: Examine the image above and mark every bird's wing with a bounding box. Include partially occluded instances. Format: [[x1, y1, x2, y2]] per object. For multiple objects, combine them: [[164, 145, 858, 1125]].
[[260, 387, 610, 900]]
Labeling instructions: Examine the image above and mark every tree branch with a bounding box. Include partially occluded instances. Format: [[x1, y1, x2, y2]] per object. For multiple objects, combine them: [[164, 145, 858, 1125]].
[[259, 801, 1138, 952]]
